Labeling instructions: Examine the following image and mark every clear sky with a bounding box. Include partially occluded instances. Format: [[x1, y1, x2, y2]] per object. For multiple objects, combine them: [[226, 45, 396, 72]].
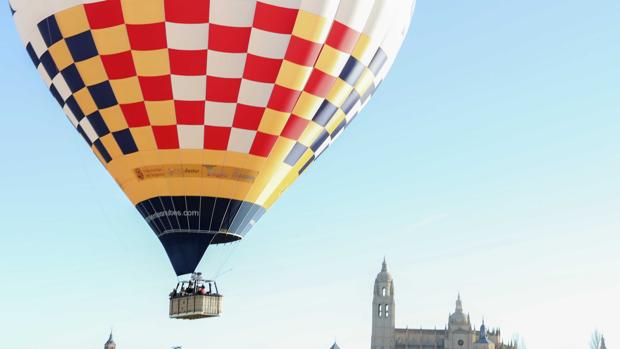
[[0, 1, 618, 349]]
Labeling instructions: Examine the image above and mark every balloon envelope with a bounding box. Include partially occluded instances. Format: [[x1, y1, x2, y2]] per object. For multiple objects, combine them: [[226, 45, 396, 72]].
[[11, 0, 415, 275]]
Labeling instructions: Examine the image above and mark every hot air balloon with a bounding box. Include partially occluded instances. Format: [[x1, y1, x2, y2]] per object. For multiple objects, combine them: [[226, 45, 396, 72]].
[[10, 0, 415, 319]]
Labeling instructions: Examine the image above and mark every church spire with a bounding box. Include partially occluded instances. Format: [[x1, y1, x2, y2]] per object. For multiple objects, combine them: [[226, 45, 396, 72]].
[[104, 331, 116, 349], [371, 258, 395, 349], [456, 293, 463, 313], [330, 340, 341, 349], [476, 319, 490, 344]]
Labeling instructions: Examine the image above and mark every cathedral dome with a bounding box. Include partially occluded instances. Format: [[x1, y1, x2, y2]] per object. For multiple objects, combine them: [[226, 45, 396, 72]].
[[449, 311, 467, 324], [448, 294, 469, 326]]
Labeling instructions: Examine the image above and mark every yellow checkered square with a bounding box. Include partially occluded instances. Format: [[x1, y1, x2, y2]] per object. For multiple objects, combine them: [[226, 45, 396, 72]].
[[326, 79, 353, 108], [292, 11, 331, 43], [269, 137, 296, 163], [145, 101, 176, 125], [130, 126, 157, 150], [326, 109, 346, 135], [354, 69, 376, 95], [275, 61, 312, 91], [76, 56, 108, 86], [110, 77, 143, 104], [100, 105, 128, 132], [351, 34, 374, 63], [121, 0, 165, 24], [55, 5, 90, 38], [258, 109, 289, 135], [100, 134, 123, 159], [292, 92, 323, 120], [73, 88, 98, 116], [92, 26, 131, 55], [315, 46, 349, 76], [293, 148, 314, 171], [132, 49, 170, 76], [48, 40, 74, 71], [298, 121, 324, 147]]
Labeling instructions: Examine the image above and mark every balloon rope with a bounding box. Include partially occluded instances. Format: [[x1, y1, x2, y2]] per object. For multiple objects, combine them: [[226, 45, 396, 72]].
[[201, 2, 265, 278], [79, 140, 131, 258], [211, 0, 343, 280]]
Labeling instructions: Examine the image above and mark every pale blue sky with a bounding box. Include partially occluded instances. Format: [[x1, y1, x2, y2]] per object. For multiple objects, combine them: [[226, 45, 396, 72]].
[[0, 1, 618, 349]]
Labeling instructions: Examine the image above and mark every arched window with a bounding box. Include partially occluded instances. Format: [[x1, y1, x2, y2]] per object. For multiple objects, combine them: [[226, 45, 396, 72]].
[[382, 287, 387, 297], [378, 304, 383, 318], [385, 304, 390, 318]]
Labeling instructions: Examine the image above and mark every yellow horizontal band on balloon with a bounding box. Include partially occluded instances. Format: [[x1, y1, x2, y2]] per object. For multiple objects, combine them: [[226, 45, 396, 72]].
[[134, 164, 259, 184], [103, 149, 298, 208]]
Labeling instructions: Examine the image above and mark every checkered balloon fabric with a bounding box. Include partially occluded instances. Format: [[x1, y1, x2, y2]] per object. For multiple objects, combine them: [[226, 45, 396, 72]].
[[11, 0, 415, 275]]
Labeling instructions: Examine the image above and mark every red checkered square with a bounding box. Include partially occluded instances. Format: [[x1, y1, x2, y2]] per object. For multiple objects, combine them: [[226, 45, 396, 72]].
[[281, 115, 308, 140], [268, 85, 301, 113], [253, 2, 298, 34], [206, 77, 241, 103], [325, 21, 360, 53], [250, 132, 278, 157], [285, 36, 322, 67], [304, 69, 336, 98], [121, 102, 150, 127], [127, 23, 168, 50], [175, 101, 205, 125], [84, 0, 124, 29], [139, 76, 173, 101], [233, 104, 264, 130], [101, 51, 136, 79], [165, 0, 210, 23], [209, 24, 251, 53], [204, 126, 231, 150], [169, 49, 207, 76], [244, 54, 282, 83], [153, 125, 179, 149]]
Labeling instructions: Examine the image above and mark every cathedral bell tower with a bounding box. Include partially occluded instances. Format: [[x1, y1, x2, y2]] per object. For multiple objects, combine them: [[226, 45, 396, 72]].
[[371, 259, 395, 349]]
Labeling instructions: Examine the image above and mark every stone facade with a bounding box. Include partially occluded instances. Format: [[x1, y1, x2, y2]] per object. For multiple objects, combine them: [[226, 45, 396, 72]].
[[370, 261, 515, 349]]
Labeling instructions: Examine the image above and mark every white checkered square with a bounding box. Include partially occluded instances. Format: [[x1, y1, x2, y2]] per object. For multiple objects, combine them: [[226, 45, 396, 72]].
[[237, 79, 274, 107], [171, 75, 207, 101], [204, 101, 235, 127], [37, 64, 53, 87], [63, 104, 79, 127], [51, 74, 71, 101], [247, 28, 291, 59], [166, 22, 210, 50], [260, 0, 303, 8], [78, 117, 98, 143], [178, 125, 205, 149], [209, 0, 257, 27], [334, 0, 375, 32], [299, 1, 339, 18], [206, 51, 247, 78], [228, 128, 256, 153], [27, 30, 47, 58]]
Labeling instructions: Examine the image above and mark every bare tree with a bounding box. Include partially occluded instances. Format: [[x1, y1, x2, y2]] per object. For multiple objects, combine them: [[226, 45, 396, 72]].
[[511, 334, 526, 349], [590, 330, 603, 349]]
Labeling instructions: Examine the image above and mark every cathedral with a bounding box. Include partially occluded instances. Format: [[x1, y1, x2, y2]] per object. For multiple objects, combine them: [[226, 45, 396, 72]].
[[102, 261, 518, 349], [370, 260, 515, 349]]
